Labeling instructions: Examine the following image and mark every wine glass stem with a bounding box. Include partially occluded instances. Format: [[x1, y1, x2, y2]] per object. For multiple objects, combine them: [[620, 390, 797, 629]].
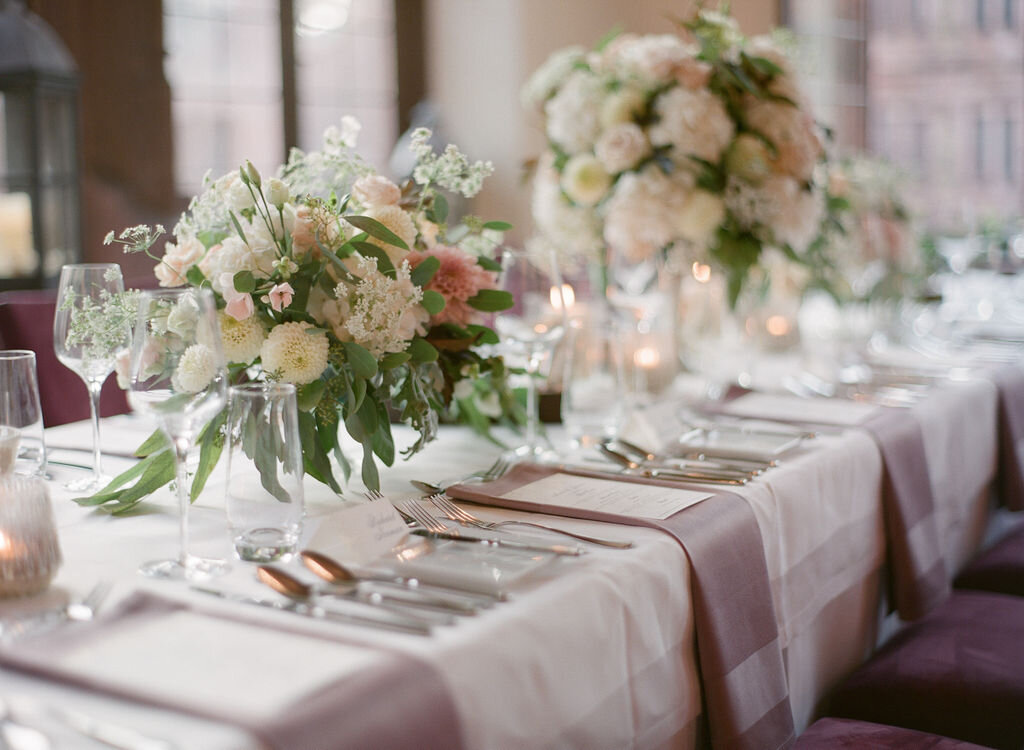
[[524, 353, 542, 454], [86, 379, 104, 481], [173, 439, 191, 569]]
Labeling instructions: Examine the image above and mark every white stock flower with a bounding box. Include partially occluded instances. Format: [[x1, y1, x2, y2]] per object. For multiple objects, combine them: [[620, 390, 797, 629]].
[[595, 122, 650, 173], [260, 322, 329, 385], [561, 153, 612, 207], [544, 70, 604, 154], [227, 176, 255, 211], [171, 344, 218, 394], [649, 86, 735, 165], [218, 311, 265, 364]]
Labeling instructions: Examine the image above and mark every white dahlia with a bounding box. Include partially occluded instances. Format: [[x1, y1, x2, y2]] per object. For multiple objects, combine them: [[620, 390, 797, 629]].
[[218, 311, 265, 364], [260, 322, 329, 385], [172, 344, 218, 394]]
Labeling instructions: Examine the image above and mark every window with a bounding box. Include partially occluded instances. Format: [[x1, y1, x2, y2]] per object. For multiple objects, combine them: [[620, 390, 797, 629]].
[[976, 115, 986, 179], [1006, 118, 1017, 182], [163, 0, 397, 198]]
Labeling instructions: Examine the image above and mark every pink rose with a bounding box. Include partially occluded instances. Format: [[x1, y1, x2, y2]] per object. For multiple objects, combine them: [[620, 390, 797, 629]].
[[155, 237, 204, 287], [352, 174, 401, 208], [219, 272, 255, 321], [407, 245, 498, 327], [266, 282, 294, 312]]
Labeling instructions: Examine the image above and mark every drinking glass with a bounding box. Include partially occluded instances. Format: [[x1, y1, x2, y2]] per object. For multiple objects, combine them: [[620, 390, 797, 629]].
[[53, 263, 129, 491], [561, 307, 625, 448], [226, 383, 304, 562], [494, 247, 568, 458], [0, 350, 46, 477], [128, 288, 228, 580]]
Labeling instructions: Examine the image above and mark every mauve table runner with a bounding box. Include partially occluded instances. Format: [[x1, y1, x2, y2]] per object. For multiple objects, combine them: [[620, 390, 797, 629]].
[[449, 463, 795, 750], [987, 364, 1024, 511], [0, 592, 464, 750]]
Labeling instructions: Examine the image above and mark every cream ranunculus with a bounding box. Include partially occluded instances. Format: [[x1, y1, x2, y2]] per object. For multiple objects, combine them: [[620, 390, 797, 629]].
[[595, 122, 650, 174], [260, 322, 329, 385], [363, 204, 417, 265], [561, 153, 612, 207], [352, 174, 402, 208]]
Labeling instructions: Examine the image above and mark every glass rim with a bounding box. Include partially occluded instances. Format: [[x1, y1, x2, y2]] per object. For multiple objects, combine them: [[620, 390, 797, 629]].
[[59, 263, 122, 270], [229, 382, 297, 397], [0, 349, 36, 361]]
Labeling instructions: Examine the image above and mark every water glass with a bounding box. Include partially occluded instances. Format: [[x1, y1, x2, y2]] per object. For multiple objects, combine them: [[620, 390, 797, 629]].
[[226, 383, 304, 562], [0, 350, 46, 477], [561, 312, 625, 448]]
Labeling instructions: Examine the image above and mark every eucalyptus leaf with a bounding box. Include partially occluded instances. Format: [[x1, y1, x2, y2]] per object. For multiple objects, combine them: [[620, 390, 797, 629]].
[[233, 270, 256, 294], [422, 289, 446, 315], [380, 352, 411, 369], [228, 210, 249, 246], [466, 289, 514, 312], [342, 341, 378, 379], [190, 409, 227, 502], [407, 337, 439, 363], [476, 255, 501, 272], [343, 215, 409, 250], [410, 255, 440, 286], [297, 380, 326, 411], [135, 428, 169, 457], [430, 193, 449, 224], [482, 220, 513, 231], [360, 442, 380, 490], [103, 450, 177, 515]]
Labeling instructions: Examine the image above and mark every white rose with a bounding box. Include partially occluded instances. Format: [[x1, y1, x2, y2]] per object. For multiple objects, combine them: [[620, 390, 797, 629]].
[[595, 122, 650, 174], [561, 153, 612, 207]]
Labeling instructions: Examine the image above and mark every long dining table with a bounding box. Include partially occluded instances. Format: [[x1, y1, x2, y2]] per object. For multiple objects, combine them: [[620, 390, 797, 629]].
[[0, 348, 1019, 749]]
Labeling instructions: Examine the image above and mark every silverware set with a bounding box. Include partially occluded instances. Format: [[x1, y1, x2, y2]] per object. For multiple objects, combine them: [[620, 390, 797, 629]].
[[0, 581, 112, 642]]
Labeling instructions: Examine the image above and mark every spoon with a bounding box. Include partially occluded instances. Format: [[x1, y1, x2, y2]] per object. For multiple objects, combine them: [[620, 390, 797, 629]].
[[300, 550, 499, 607], [256, 566, 447, 630], [611, 438, 761, 477]]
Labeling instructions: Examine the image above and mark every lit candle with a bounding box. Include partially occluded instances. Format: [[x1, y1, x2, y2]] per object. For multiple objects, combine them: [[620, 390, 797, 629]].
[[633, 346, 661, 370], [0, 529, 26, 562], [0, 192, 36, 277], [765, 315, 791, 338], [691, 262, 712, 284]]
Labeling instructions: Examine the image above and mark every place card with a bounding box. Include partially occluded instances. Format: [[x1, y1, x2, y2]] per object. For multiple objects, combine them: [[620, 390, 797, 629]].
[[719, 392, 880, 427], [309, 499, 410, 564], [500, 473, 713, 520]]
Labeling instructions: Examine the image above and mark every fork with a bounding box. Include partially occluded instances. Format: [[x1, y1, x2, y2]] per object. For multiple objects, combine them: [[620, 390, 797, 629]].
[[412, 456, 513, 494], [1, 581, 112, 640], [429, 494, 633, 549]]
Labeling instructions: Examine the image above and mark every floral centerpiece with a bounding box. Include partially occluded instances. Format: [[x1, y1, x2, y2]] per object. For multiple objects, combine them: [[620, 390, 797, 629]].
[[81, 118, 517, 514], [819, 156, 921, 302], [523, 7, 828, 307]]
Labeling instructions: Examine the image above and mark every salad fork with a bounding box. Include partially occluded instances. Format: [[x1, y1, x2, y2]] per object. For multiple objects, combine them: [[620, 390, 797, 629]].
[[411, 456, 513, 495], [429, 494, 633, 549]]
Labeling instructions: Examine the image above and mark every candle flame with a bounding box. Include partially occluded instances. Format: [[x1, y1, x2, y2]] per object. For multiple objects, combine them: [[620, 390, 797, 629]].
[[549, 283, 575, 310], [0, 530, 10, 553], [634, 346, 661, 369], [691, 262, 712, 284], [765, 315, 790, 337]]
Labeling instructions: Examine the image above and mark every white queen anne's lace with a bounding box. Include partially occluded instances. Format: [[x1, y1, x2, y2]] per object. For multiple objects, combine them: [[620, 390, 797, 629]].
[[337, 257, 429, 358]]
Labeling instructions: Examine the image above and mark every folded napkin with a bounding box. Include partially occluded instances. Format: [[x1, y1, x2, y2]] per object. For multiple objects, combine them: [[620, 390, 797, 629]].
[[986, 364, 1024, 512], [450, 464, 795, 750], [0, 591, 463, 750]]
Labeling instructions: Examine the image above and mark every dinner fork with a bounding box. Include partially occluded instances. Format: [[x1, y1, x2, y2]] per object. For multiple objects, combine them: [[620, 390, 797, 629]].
[[429, 494, 633, 549], [412, 456, 513, 495]]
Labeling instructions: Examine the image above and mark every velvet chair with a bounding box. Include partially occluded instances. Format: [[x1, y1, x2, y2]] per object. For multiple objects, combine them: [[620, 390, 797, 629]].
[[796, 717, 993, 749], [0, 289, 130, 427], [953, 523, 1024, 597], [826, 590, 1024, 749]]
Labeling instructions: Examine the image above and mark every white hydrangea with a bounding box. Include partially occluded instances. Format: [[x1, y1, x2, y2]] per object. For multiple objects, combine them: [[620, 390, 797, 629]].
[[544, 70, 604, 154], [603, 167, 695, 263], [218, 311, 265, 364], [529, 155, 604, 272], [561, 153, 612, 206], [201, 236, 276, 295], [742, 97, 822, 182], [260, 322, 329, 385], [337, 257, 429, 357], [648, 86, 735, 165], [171, 343, 218, 394], [521, 45, 588, 110], [725, 174, 824, 254]]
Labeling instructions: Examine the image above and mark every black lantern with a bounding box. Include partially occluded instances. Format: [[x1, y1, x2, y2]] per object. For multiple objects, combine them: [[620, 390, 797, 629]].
[[0, 0, 80, 290]]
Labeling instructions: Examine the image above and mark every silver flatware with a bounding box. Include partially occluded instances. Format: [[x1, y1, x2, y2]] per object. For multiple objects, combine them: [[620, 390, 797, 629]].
[[257, 566, 452, 627], [397, 501, 583, 556], [413, 456, 512, 494], [1, 581, 112, 641], [429, 494, 633, 549], [300, 550, 501, 606], [190, 585, 433, 636], [597, 445, 747, 486], [611, 438, 762, 477]]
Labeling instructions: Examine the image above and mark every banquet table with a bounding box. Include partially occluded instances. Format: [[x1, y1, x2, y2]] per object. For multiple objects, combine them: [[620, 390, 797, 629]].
[[0, 357, 1017, 749]]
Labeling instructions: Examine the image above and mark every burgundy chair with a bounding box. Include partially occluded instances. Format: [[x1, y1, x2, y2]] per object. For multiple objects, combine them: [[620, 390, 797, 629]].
[[0, 290, 130, 427], [826, 590, 1024, 749], [953, 523, 1024, 597], [796, 717, 992, 749]]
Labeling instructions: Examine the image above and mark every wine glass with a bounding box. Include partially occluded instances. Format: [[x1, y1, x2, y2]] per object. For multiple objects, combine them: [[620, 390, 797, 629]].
[[128, 288, 229, 580], [53, 263, 130, 491], [494, 247, 568, 459]]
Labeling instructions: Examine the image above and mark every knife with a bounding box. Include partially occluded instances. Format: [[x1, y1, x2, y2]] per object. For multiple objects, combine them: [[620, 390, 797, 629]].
[[410, 528, 583, 556], [189, 586, 433, 635]]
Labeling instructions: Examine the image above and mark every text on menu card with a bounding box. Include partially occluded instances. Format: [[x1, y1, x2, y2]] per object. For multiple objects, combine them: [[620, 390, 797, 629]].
[[309, 499, 410, 563], [500, 473, 713, 520]]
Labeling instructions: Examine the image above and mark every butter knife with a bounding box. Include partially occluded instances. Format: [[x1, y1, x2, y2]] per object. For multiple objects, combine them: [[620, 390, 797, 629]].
[[189, 586, 433, 635], [410, 529, 583, 556]]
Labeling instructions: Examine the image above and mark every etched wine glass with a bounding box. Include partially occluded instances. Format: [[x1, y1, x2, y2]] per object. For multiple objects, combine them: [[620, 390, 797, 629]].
[[53, 263, 130, 491], [494, 247, 568, 459], [128, 287, 229, 579]]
